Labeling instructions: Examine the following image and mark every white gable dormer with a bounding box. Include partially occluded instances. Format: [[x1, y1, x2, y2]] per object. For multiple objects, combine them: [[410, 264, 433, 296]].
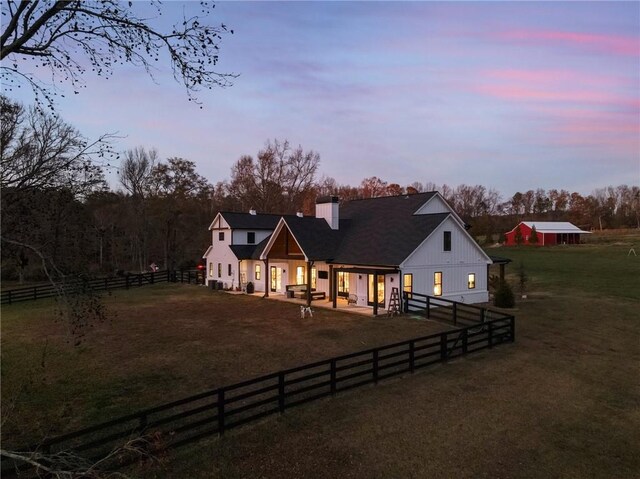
[[208, 212, 230, 231], [414, 192, 465, 227]]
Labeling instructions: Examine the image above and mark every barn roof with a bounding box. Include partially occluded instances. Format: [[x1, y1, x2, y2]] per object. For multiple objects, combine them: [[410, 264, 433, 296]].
[[519, 221, 591, 234]]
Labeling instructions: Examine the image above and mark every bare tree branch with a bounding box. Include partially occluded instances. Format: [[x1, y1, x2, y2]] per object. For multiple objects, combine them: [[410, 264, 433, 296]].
[[1, 1, 237, 110]]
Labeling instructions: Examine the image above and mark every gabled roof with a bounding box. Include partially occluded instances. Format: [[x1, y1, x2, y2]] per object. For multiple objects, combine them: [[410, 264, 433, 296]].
[[211, 212, 282, 230], [514, 221, 591, 234], [213, 192, 485, 267], [229, 244, 260, 260], [283, 216, 343, 261], [334, 193, 448, 266]]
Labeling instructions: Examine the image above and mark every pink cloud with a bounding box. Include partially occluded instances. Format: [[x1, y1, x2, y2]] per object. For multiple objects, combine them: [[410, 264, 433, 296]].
[[496, 29, 639, 56], [476, 68, 637, 107]]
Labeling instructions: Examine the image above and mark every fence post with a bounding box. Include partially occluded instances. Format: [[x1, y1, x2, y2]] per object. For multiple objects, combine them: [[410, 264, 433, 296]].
[[409, 340, 415, 373], [125, 275, 129, 290], [181, 270, 184, 283], [138, 413, 148, 431], [151, 272, 155, 284], [440, 333, 448, 361], [278, 372, 286, 413], [217, 389, 225, 436], [330, 359, 337, 396], [488, 322, 494, 349], [462, 328, 468, 354], [453, 302, 457, 325], [8, 290, 12, 305], [426, 296, 430, 319], [105, 278, 108, 291], [373, 349, 379, 384], [138, 274, 142, 287], [510, 316, 516, 342], [480, 308, 486, 323], [33, 286, 37, 300], [403, 293, 409, 313]]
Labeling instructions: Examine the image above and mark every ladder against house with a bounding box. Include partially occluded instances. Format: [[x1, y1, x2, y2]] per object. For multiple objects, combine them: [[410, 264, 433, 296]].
[[387, 287, 400, 317]]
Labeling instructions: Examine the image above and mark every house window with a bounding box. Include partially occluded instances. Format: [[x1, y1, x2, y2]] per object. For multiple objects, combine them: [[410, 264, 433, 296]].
[[296, 266, 305, 285], [247, 232, 256, 244], [228, 264, 232, 276], [255, 264, 261, 281], [311, 266, 317, 289], [219, 232, 224, 241], [443, 231, 451, 251], [434, 272, 442, 296], [468, 273, 476, 289], [403, 273, 413, 293], [217, 263, 222, 278], [209, 263, 213, 277]]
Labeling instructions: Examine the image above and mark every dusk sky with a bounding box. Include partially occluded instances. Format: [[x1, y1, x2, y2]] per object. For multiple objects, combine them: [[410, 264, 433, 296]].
[[9, 1, 640, 196]]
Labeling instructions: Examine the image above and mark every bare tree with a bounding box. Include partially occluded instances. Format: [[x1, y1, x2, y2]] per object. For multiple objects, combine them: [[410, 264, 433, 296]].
[[228, 139, 321, 213], [119, 147, 157, 197], [1, 1, 236, 109], [0, 95, 111, 201]]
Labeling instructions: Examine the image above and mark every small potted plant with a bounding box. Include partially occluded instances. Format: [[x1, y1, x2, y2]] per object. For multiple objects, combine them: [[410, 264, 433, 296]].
[[246, 281, 254, 294]]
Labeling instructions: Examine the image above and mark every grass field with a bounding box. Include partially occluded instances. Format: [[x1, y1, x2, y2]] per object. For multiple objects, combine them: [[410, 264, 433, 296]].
[[1, 286, 449, 446], [2, 231, 639, 478]]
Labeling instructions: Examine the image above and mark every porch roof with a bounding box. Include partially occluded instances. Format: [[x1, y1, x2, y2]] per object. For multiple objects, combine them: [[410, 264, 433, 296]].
[[333, 266, 399, 275]]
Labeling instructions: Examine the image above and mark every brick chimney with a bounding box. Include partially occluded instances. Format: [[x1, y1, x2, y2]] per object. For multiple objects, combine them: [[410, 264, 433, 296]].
[[315, 196, 339, 230]]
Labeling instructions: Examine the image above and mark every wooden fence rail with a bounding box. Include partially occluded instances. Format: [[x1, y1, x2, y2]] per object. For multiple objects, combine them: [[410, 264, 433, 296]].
[[1, 314, 515, 477], [1, 270, 206, 305], [403, 291, 503, 326]]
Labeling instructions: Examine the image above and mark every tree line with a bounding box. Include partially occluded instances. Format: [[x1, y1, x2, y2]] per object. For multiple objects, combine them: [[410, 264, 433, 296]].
[[2, 96, 638, 283]]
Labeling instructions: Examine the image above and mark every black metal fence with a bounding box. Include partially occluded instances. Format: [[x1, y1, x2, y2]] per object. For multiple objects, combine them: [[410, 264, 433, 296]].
[[1, 315, 515, 477], [403, 291, 505, 326], [1, 270, 206, 305]]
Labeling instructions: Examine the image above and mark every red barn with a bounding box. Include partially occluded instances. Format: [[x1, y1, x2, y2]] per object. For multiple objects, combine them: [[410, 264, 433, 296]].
[[504, 222, 591, 246]]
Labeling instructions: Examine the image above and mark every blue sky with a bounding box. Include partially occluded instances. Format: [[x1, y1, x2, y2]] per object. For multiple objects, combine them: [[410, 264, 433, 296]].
[[8, 1, 640, 195]]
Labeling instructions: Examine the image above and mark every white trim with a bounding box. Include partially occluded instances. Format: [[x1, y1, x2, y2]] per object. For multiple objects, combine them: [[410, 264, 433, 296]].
[[259, 218, 309, 262], [208, 212, 224, 231], [413, 192, 466, 227], [202, 245, 213, 258]]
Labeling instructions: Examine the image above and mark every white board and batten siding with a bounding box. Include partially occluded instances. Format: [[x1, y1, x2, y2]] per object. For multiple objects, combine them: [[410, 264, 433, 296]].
[[203, 224, 238, 289], [231, 229, 272, 245], [401, 216, 491, 304]]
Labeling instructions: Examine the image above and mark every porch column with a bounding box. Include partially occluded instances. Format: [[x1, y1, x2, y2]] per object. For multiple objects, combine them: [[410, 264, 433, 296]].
[[306, 260, 312, 307], [332, 268, 337, 309], [499, 264, 505, 283], [329, 265, 334, 301], [264, 258, 269, 297], [373, 272, 378, 316]]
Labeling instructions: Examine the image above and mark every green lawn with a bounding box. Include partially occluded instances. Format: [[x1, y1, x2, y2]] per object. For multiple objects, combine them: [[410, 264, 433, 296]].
[[491, 234, 640, 300]]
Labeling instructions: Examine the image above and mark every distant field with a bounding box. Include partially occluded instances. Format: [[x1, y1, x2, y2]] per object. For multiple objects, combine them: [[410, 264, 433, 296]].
[[489, 231, 640, 300], [2, 230, 639, 478]]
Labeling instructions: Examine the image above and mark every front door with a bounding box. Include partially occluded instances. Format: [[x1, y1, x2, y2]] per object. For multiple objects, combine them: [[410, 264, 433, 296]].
[[270, 266, 282, 292], [367, 274, 385, 307]]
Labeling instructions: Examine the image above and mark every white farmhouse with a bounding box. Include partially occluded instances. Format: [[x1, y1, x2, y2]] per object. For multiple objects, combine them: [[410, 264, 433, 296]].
[[202, 192, 493, 314]]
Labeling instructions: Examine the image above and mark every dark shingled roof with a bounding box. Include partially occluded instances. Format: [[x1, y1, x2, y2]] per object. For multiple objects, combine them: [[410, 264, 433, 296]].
[[282, 216, 343, 261], [332, 193, 446, 266], [218, 212, 282, 230], [229, 244, 259, 260], [216, 192, 454, 267]]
